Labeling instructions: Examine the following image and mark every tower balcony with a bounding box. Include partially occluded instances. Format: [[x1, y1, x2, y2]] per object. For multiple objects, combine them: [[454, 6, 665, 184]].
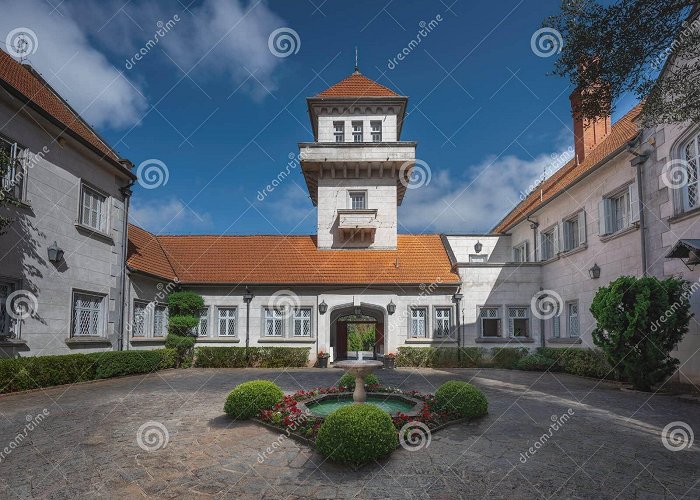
[[337, 208, 379, 243]]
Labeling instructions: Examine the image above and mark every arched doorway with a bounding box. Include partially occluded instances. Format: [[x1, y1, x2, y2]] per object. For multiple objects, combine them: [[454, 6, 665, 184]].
[[329, 305, 385, 361]]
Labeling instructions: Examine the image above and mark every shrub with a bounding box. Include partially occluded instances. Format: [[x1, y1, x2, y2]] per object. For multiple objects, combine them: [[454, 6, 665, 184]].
[[434, 380, 488, 419], [223, 380, 284, 419], [166, 316, 199, 337], [88, 349, 175, 379], [537, 347, 614, 379], [517, 353, 557, 371], [166, 291, 204, 368], [591, 276, 692, 391], [167, 291, 204, 316], [0, 354, 96, 393], [396, 347, 485, 368], [316, 405, 397, 465], [194, 347, 310, 368], [490, 347, 528, 369], [337, 372, 379, 389]]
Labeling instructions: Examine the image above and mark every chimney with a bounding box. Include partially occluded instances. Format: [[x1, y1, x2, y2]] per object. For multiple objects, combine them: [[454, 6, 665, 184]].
[[570, 86, 611, 164]]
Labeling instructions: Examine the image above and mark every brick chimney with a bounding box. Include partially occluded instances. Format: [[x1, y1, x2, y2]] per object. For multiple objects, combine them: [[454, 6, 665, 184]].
[[569, 86, 611, 164]]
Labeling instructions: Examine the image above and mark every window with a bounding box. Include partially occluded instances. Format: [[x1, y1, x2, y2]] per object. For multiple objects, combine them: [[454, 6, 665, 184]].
[[0, 281, 16, 338], [264, 308, 284, 337], [293, 307, 312, 337], [508, 307, 529, 337], [513, 242, 528, 263], [540, 227, 557, 261], [480, 307, 501, 337], [469, 254, 487, 263], [0, 136, 23, 200], [434, 307, 451, 337], [409, 307, 427, 338], [194, 308, 209, 337], [599, 185, 638, 236], [153, 304, 168, 337], [132, 301, 148, 337], [680, 133, 700, 211], [352, 121, 363, 142], [333, 121, 345, 143], [72, 292, 105, 337], [80, 185, 108, 232], [563, 211, 586, 251], [567, 302, 579, 337], [370, 121, 382, 142], [349, 191, 366, 210], [218, 307, 237, 337], [552, 314, 561, 338]]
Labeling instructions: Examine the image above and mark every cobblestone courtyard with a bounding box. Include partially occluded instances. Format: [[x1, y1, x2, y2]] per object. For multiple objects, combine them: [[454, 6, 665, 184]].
[[0, 368, 698, 499]]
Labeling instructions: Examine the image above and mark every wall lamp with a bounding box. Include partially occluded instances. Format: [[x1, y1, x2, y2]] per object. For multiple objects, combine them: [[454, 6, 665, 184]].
[[588, 263, 601, 279], [47, 241, 64, 263], [319, 300, 328, 315], [387, 300, 396, 315]]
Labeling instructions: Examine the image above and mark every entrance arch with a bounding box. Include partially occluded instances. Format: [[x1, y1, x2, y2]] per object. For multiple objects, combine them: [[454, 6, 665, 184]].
[[329, 304, 386, 361]]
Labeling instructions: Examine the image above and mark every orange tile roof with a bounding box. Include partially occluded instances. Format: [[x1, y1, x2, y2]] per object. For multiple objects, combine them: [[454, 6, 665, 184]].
[[0, 49, 123, 164], [316, 71, 401, 98], [127, 225, 460, 285], [492, 104, 643, 233]]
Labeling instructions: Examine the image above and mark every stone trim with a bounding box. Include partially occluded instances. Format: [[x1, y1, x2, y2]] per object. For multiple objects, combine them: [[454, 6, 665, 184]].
[[547, 337, 582, 344], [65, 336, 112, 346], [475, 337, 535, 344]]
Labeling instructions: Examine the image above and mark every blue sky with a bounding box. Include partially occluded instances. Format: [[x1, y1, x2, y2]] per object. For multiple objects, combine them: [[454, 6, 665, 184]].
[[2, 0, 639, 235]]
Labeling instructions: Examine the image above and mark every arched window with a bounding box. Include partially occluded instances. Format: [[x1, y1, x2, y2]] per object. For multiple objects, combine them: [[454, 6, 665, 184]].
[[681, 133, 700, 212]]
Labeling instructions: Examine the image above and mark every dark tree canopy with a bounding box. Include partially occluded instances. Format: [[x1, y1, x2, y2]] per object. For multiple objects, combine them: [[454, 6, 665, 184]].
[[546, 0, 700, 126]]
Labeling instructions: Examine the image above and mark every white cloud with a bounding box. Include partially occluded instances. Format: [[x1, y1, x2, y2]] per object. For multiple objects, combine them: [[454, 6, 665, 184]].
[[130, 198, 213, 234], [399, 148, 574, 234], [0, 0, 147, 129]]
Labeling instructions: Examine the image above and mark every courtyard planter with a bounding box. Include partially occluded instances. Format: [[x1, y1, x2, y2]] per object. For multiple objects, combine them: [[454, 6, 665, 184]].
[[383, 353, 396, 369], [317, 353, 329, 368]]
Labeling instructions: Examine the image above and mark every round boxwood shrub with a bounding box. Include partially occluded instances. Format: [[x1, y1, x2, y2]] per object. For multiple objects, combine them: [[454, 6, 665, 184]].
[[434, 380, 488, 419], [316, 404, 397, 465], [337, 372, 380, 389], [517, 353, 557, 371], [223, 380, 284, 420]]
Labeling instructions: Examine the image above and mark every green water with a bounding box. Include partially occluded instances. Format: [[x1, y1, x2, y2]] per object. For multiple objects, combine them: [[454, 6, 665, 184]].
[[306, 396, 413, 416]]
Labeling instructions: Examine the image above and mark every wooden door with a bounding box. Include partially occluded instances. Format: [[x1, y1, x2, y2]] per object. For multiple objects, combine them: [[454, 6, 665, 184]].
[[336, 321, 348, 360]]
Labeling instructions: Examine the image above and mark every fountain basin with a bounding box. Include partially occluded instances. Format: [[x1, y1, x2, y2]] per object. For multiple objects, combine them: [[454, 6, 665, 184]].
[[334, 359, 383, 403], [298, 392, 423, 417]]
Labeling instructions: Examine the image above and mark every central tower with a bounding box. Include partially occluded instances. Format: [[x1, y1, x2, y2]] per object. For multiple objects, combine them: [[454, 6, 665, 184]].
[[299, 70, 415, 250]]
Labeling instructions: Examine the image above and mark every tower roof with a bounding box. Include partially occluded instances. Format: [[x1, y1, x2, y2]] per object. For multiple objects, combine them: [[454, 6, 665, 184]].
[[315, 71, 401, 98]]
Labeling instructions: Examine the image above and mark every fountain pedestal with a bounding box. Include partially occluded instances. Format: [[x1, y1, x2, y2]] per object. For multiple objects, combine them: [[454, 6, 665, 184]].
[[334, 360, 383, 403]]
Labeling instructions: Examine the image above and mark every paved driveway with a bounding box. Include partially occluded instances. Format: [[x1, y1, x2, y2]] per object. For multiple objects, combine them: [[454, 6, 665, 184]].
[[0, 368, 698, 499]]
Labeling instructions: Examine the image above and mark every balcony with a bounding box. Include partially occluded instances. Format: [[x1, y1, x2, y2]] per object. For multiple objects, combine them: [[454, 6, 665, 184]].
[[337, 209, 378, 242]]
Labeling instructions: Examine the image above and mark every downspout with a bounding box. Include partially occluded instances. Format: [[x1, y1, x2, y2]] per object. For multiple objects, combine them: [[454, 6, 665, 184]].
[[631, 154, 649, 276], [117, 181, 134, 351], [526, 216, 544, 348]]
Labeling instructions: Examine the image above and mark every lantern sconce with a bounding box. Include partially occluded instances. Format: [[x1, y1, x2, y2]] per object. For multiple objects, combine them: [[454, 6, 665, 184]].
[[319, 300, 328, 315], [387, 300, 396, 315], [474, 241, 483, 254], [588, 263, 601, 279], [243, 287, 254, 304], [47, 241, 64, 263]]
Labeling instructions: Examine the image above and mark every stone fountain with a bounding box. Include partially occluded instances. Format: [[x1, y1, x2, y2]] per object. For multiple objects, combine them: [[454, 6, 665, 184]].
[[334, 359, 383, 403]]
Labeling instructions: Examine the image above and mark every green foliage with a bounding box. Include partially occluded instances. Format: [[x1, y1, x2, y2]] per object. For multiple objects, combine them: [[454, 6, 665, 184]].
[[316, 404, 398, 465], [337, 372, 380, 389], [537, 347, 614, 379], [167, 291, 204, 317], [223, 380, 284, 419], [591, 276, 692, 390], [396, 347, 485, 368], [490, 347, 529, 369], [347, 324, 376, 351], [434, 380, 488, 419], [167, 315, 199, 337], [88, 349, 176, 379], [194, 347, 310, 368], [517, 353, 557, 371]]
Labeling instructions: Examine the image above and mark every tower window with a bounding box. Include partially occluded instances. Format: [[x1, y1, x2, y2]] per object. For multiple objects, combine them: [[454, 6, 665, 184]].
[[352, 121, 363, 142], [370, 121, 382, 142], [333, 121, 344, 142], [349, 191, 366, 210]]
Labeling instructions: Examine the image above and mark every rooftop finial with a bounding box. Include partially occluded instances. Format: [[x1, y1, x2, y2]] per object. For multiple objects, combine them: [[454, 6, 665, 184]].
[[354, 46, 359, 74]]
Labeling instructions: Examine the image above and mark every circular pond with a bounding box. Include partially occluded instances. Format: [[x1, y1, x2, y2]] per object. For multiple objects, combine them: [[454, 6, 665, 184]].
[[299, 392, 422, 417]]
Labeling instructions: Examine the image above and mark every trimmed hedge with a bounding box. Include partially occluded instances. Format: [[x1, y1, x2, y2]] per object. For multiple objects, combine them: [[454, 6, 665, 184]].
[[537, 347, 616, 380], [195, 347, 310, 368], [516, 353, 557, 371], [337, 372, 379, 388], [434, 380, 488, 419], [0, 349, 177, 394], [316, 404, 397, 465], [396, 347, 485, 368], [223, 380, 284, 419]]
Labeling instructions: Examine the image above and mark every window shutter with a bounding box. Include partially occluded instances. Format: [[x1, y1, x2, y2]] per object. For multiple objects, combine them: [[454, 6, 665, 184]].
[[536, 230, 542, 261], [524, 241, 529, 262], [629, 183, 640, 224], [598, 199, 608, 235], [578, 211, 586, 245], [553, 224, 560, 254]]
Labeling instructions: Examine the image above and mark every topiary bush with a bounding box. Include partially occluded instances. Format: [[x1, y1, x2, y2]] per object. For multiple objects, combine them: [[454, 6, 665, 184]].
[[167, 291, 205, 317], [517, 353, 557, 371], [337, 372, 380, 389], [223, 380, 284, 420], [316, 404, 397, 465], [434, 380, 488, 419], [194, 347, 310, 368], [88, 349, 175, 379], [166, 290, 204, 368], [490, 347, 529, 369]]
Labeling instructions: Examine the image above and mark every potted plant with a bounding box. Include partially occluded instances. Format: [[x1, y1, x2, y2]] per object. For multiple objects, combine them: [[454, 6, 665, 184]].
[[384, 352, 396, 369], [317, 351, 329, 368]]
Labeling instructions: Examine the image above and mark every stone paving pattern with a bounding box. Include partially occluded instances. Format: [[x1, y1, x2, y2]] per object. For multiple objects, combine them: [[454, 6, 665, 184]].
[[0, 368, 698, 499]]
